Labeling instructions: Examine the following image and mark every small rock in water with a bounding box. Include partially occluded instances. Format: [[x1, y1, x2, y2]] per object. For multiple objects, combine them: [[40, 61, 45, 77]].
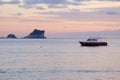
[[7, 34, 17, 39]]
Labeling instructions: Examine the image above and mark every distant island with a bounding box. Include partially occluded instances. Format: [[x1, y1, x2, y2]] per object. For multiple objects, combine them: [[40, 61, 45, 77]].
[[7, 34, 17, 39], [0, 29, 46, 39], [24, 29, 46, 39]]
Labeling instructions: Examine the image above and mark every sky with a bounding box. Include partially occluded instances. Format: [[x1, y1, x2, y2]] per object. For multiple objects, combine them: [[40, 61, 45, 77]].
[[0, 0, 120, 38]]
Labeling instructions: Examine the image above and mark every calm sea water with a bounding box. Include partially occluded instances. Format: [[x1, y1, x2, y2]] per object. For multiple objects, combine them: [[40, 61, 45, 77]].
[[0, 39, 120, 80]]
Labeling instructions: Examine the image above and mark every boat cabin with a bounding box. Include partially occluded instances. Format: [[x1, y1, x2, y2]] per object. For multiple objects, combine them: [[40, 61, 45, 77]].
[[87, 38, 98, 42]]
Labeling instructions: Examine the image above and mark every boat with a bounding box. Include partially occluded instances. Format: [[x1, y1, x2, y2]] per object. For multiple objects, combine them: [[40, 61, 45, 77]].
[[79, 38, 107, 46]]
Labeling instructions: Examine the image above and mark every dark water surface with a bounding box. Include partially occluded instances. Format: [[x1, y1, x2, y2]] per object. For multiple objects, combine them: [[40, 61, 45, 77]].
[[0, 39, 120, 80]]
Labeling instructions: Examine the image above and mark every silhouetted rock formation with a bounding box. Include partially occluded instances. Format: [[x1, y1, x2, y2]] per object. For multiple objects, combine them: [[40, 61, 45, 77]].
[[7, 34, 17, 39], [24, 29, 46, 39]]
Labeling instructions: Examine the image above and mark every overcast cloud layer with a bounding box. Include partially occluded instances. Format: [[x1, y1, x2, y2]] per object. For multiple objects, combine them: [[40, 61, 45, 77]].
[[0, 0, 120, 10], [0, 0, 120, 21]]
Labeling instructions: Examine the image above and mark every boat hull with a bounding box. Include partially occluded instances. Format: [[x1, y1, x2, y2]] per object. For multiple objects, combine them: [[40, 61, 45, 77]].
[[79, 42, 107, 46]]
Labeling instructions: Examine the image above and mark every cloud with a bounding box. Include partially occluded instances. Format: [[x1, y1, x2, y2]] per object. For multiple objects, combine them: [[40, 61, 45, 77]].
[[75, 0, 90, 2], [20, 0, 87, 9], [0, 0, 120, 18], [0, 0, 19, 5], [106, 23, 120, 27], [20, 0, 120, 15], [35, 6, 45, 10], [1, 0, 120, 13], [17, 0, 71, 11], [12, 12, 22, 16], [18, 5, 33, 9], [23, 0, 68, 5], [106, 11, 119, 15], [48, 4, 67, 8], [96, 0, 120, 1], [46, 7, 120, 21]]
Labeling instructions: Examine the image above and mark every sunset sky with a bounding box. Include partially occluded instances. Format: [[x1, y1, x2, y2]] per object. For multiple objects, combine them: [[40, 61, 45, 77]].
[[0, 0, 120, 38]]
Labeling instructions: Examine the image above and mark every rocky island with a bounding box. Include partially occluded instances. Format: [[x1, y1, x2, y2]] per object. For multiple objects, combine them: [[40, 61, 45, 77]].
[[24, 29, 46, 39], [7, 34, 17, 39]]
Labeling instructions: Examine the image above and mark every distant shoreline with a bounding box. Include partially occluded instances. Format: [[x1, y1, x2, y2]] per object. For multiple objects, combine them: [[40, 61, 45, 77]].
[[0, 37, 120, 39]]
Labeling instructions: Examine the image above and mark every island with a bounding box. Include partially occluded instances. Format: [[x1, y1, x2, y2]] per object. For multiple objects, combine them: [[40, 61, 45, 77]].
[[7, 34, 17, 39], [24, 29, 46, 39]]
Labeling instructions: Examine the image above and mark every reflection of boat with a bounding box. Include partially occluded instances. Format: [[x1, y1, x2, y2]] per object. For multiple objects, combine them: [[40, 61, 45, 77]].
[[79, 38, 107, 46]]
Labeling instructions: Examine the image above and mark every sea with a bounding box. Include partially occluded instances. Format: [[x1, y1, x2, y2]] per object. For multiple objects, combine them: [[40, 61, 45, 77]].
[[0, 39, 120, 80]]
